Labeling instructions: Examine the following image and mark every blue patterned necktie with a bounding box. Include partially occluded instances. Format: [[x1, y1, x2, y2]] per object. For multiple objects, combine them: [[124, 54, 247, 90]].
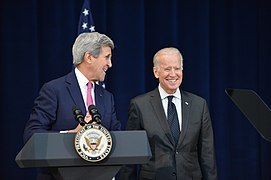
[[167, 96, 180, 144]]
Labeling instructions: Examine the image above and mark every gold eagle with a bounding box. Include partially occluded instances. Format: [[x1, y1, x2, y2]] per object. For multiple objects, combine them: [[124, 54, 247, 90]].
[[84, 136, 102, 151]]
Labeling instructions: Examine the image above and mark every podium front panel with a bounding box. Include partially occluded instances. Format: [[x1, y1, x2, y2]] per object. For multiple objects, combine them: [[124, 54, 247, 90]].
[[16, 131, 152, 168]]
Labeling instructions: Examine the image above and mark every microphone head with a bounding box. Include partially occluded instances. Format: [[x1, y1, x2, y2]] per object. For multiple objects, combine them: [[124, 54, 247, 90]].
[[72, 105, 85, 126], [88, 104, 98, 113], [88, 105, 102, 124]]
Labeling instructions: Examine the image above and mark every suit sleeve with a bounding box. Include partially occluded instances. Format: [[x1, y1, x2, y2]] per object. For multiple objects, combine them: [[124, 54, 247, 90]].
[[126, 98, 142, 130], [108, 93, 121, 131], [23, 83, 58, 144], [119, 99, 141, 180], [198, 100, 218, 180]]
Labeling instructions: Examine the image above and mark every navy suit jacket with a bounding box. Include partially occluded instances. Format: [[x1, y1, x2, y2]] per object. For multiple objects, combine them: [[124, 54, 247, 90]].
[[24, 69, 121, 143]]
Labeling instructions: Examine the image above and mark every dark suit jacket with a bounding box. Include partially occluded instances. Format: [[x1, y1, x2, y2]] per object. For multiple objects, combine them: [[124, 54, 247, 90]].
[[24, 69, 121, 143], [121, 88, 217, 180], [23, 69, 121, 179]]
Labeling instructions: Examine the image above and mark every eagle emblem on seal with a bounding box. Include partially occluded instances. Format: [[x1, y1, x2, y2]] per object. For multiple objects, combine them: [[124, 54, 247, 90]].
[[74, 124, 112, 162], [83, 136, 102, 151]]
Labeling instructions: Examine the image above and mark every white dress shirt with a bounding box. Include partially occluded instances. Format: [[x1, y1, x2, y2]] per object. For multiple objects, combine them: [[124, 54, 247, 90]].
[[158, 84, 182, 132], [75, 68, 96, 111]]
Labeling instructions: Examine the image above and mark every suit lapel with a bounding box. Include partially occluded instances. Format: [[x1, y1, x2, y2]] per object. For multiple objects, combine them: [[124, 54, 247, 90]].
[[177, 90, 191, 146], [65, 70, 86, 114], [94, 84, 105, 119], [149, 89, 176, 145]]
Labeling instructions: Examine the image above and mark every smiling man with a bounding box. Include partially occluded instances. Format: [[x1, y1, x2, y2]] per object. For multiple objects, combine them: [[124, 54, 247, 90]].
[[120, 47, 217, 180], [23, 32, 121, 180]]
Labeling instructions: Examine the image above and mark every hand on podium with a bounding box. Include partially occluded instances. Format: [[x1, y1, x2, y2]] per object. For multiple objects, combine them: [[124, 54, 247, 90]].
[[63, 111, 96, 133]]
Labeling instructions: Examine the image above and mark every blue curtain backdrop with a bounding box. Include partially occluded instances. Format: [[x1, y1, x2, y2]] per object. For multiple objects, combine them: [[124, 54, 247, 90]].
[[1, 0, 271, 179]]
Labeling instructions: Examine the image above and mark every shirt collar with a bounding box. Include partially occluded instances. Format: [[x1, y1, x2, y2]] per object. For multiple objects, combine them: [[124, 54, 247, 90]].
[[75, 67, 93, 88], [158, 84, 181, 100]]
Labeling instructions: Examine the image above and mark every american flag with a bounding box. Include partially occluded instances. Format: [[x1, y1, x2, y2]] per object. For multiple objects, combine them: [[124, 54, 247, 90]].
[[77, 0, 106, 88], [77, 0, 95, 35]]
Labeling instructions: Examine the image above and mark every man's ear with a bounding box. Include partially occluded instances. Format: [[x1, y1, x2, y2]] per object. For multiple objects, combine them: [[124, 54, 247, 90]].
[[84, 52, 92, 64], [153, 67, 159, 79]]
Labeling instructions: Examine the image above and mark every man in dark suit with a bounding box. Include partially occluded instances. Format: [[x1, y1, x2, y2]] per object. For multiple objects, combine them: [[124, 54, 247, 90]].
[[120, 47, 217, 180], [23, 32, 121, 179]]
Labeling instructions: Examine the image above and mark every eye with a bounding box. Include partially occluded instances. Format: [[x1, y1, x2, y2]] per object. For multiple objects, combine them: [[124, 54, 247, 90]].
[[105, 55, 111, 60], [174, 67, 181, 71]]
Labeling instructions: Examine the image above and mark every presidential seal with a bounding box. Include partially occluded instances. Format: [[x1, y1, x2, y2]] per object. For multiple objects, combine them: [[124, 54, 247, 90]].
[[74, 124, 112, 162]]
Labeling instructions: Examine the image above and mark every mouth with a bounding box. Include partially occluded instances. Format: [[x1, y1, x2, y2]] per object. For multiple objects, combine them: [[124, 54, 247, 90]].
[[103, 67, 108, 73], [168, 79, 177, 83]]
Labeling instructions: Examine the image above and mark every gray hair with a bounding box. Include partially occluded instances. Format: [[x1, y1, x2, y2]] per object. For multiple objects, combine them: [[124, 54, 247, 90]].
[[153, 47, 183, 70], [72, 32, 114, 65]]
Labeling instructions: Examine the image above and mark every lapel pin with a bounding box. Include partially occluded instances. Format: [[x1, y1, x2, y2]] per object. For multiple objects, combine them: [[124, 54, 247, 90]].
[[185, 102, 188, 105]]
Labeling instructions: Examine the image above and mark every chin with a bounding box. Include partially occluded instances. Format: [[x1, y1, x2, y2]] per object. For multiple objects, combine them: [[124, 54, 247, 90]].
[[168, 87, 179, 93]]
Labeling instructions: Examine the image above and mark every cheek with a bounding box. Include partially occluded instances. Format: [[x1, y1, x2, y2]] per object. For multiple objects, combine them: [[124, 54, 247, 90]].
[[96, 61, 104, 69]]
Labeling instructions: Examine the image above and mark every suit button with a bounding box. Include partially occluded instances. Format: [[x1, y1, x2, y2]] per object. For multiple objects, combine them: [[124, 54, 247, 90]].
[[176, 151, 179, 154], [172, 172, 176, 176]]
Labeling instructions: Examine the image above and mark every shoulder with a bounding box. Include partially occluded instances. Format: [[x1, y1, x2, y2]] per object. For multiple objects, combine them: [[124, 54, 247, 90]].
[[181, 90, 207, 103], [95, 83, 114, 98], [40, 71, 73, 91], [182, 90, 203, 99], [131, 89, 158, 103]]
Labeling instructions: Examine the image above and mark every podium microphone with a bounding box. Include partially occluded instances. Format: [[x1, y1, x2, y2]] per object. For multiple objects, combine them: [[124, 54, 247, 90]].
[[88, 105, 102, 124], [72, 105, 86, 126]]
